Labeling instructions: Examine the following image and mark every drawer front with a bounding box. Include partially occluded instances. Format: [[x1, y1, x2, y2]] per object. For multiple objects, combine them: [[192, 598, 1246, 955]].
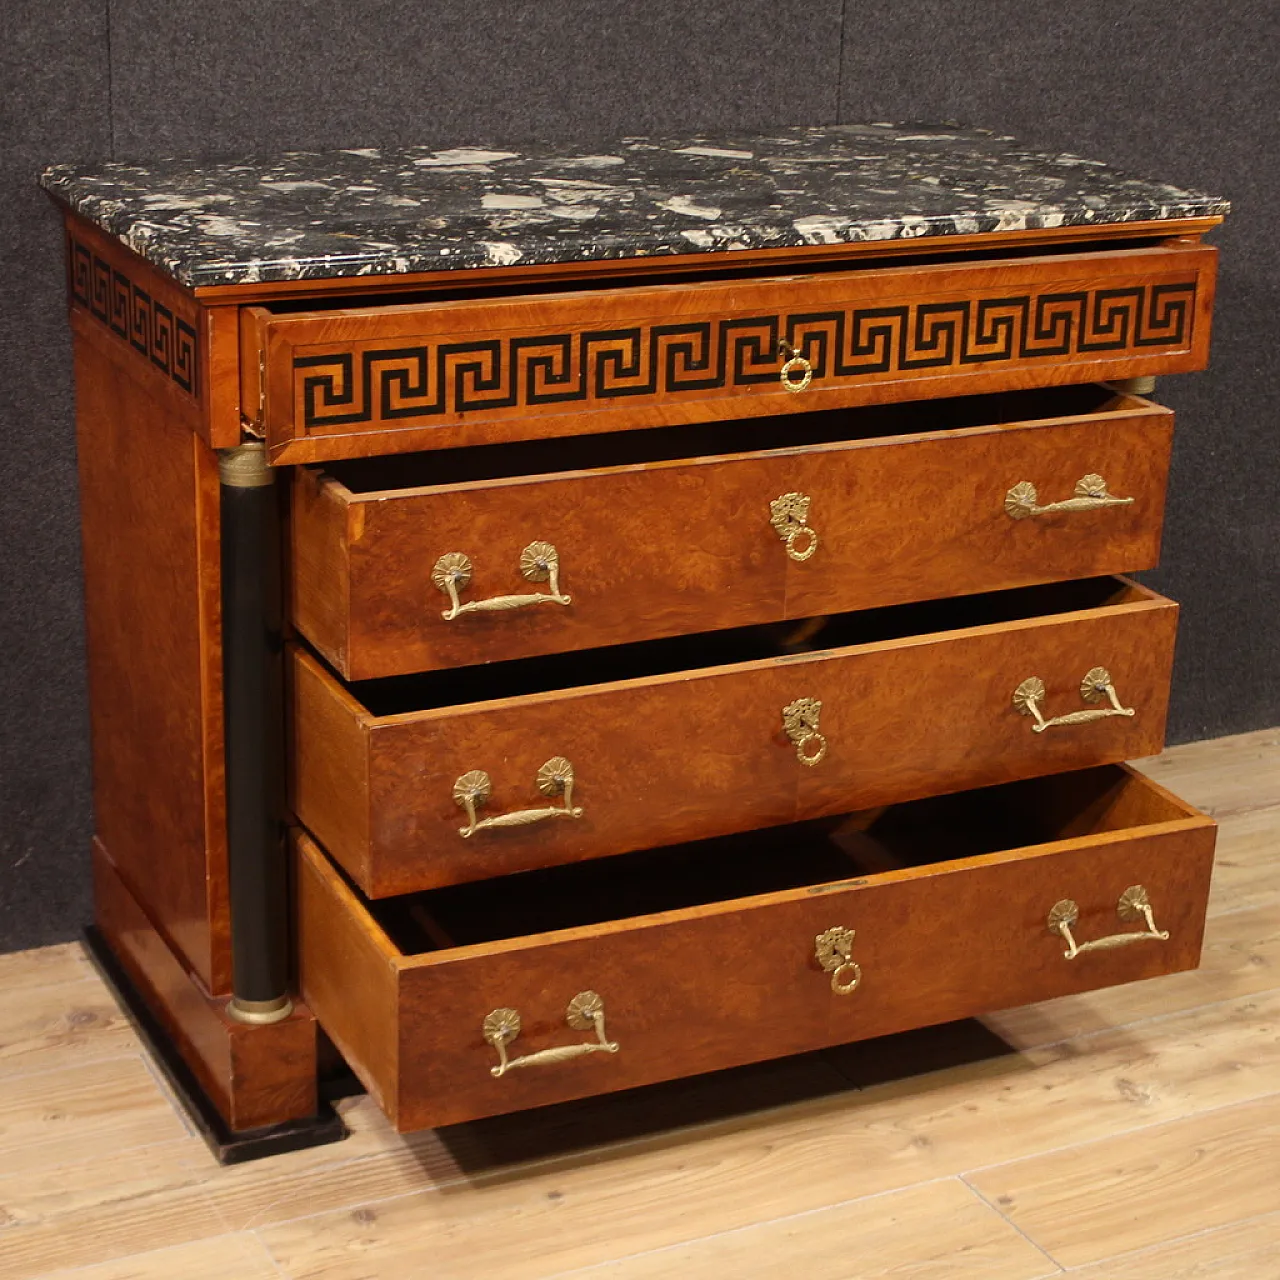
[[295, 771, 1217, 1131], [292, 394, 1172, 681], [290, 582, 1178, 896], [251, 242, 1216, 463]]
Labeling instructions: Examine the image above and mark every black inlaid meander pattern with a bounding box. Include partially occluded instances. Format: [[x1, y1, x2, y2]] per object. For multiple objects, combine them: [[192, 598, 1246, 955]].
[[68, 234, 199, 397], [294, 282, 1196, 431]]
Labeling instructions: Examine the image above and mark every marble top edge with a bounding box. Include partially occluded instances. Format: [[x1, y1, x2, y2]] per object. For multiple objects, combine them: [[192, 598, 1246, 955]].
[[40, 123, 1230, 290]]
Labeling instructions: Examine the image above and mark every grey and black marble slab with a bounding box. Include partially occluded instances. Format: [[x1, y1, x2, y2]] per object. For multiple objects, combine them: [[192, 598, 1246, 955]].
[[40, 123, 1229, 289]]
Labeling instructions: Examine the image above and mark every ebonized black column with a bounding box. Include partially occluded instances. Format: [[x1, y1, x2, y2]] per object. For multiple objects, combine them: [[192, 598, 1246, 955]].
[[219, 442, 292, 1024]]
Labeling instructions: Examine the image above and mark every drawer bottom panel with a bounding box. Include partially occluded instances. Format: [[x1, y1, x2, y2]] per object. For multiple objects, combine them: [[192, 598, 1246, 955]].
[[297, 764, 1216, 1132]]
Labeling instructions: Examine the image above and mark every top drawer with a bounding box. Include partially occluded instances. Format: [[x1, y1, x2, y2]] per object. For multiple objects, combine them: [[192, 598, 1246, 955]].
[[245, 241, 1217, 463]]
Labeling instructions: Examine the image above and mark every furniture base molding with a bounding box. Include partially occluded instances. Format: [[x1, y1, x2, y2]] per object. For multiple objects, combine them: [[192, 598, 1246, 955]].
[[90, 839, 342, 1156]]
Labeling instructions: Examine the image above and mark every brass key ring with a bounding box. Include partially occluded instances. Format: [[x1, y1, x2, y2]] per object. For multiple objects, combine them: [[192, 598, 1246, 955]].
[[769, 492, 819, 562], [778, 340, 813, 393], [815, 926, 862, 995]]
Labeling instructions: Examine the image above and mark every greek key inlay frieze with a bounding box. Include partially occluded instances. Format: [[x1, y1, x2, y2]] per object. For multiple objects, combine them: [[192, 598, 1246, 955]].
[[293, 281, 1196, 431], [67, 233, 200, 397]]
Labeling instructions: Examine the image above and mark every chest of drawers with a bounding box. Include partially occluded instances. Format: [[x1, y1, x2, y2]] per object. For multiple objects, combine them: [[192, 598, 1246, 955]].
[[42, 124, 1230, 1158]]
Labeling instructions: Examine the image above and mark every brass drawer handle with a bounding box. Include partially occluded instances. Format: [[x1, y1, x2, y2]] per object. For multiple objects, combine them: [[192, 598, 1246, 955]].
[[1012, 666, 1135, 733], [815, 926, 862, 995], [783, 697, 827, 766], [454, 757, 584, 838], [1048, 886, 1170, 959], [778, 340, 813, 393], [770, 491, 819, 561], [1005, 473, 1134, 520], [432, 541, 571, 620], [483, 991, 619, 1078]]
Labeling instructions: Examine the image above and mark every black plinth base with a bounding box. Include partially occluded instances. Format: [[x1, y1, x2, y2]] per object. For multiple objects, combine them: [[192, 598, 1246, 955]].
[[83, 926, 351, 1164]]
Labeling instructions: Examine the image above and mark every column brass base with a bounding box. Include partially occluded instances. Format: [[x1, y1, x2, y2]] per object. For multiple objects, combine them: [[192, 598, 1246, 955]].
[[227, 994, 295, 1025]]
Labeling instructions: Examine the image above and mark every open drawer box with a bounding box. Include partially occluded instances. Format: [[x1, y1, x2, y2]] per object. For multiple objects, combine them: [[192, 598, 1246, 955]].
[[291, 576, 1179, 896], [296, 763, 1216, 1131], [290, 384, 1175, 680]]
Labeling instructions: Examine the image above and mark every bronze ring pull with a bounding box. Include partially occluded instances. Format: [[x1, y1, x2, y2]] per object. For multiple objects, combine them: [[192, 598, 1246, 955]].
[[1012, 667, 1135, 733], [454, 757, 584, 838], [770, 491, 819, 562], [433, 541, 571, 620], [483, 992, 619, 1078], [815, 926, 862, 995], [1047, 886, 1170, 959], [778, 340, 813, 393], [783, 697, 827, 766]]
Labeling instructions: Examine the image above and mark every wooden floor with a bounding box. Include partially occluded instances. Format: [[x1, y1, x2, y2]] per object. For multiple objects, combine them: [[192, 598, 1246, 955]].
[[1, 729, 1278, 1280]]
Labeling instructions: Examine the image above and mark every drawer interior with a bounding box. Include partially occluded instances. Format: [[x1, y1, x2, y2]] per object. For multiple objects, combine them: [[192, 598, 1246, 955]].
[[363, 765, 1195, 956], [321, 384, 1137, 493], [349, 575, 1151, 715]]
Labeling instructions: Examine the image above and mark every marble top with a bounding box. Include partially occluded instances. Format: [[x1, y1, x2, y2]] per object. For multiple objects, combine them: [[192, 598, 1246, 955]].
[[41, 124, 1229, 290]]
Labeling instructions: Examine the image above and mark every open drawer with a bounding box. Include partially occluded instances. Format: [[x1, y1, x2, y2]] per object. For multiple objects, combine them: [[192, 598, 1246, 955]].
[[296, 764, 1217, 1131], [247, 239, 1215, 463], [290, 576, 1178, 897], [290, 385, 1174, 680]]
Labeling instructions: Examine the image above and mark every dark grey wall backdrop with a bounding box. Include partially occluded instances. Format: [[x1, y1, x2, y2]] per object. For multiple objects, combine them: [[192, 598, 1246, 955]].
[[2, 1, 1276, 954]]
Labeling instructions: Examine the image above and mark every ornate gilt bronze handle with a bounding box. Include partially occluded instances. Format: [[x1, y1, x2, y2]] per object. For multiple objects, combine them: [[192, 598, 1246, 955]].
[[783, 697, 827, 766], [778, 340, 813, 393], [483, 991, 620, 1078], [454, 757, 584, 838], [1004, 473, 1134, 520], [770, 491, 819, 561], [432, 541, 571, 620], [815, 926, 862, 995], [1047, 886, 1170, 959], [1012, 667, 1135, 733]]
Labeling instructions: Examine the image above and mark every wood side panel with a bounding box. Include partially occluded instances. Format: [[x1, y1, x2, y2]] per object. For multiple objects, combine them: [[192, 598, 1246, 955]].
[[74, 314, 229, 992], [288, 649, 372, 884], [64, 215, 206, 432], [256, 243, 1216, 462], [203, 303, 244, 448], [287, 469, 352, 673], [294, 397, 1172, 681], [198, 217, 1221, 305], [94, 839, 319, 1130], [294, 833, 401, 1121], [240, 305, 271, 430], [290, 586, 1178, 897], [290, 770, 1215, 1131]]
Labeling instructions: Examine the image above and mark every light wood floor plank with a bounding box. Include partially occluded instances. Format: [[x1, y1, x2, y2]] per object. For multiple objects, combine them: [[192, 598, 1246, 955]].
[[0, 1057, 191, 1178], [0, 976, 140, 1080], [0, 943, 91, 991], [1063, 1209, 1280, 1280], [1133, 727, 1280, 816], [1207, 805, 1280, 916], [0, 1185, 228, 1280], [557, 1178, 1058, 1280], [0, 1140, 210, 1229], [32, 1231, 281, 1280], [966, 1092, 1280, 1268]]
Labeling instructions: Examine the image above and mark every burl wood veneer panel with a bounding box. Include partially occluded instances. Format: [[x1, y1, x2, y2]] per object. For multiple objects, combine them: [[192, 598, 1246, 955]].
[[72, 311, 230, 993]]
